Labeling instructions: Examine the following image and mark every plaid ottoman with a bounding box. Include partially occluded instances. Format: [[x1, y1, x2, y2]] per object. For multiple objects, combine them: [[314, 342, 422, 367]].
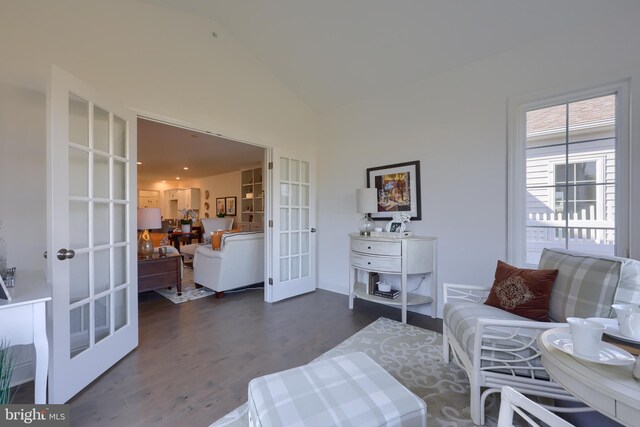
[[248, 352, 427, 427]]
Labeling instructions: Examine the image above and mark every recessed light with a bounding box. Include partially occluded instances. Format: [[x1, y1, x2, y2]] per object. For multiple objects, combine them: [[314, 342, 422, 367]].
[[137, 162, 142, 165], [183, 167, 189, 170], [162, 180, 166, 183], [176, 177, 181, 180]]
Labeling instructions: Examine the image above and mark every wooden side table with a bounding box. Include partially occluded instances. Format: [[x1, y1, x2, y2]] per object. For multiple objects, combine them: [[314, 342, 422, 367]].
[[138, 253, 182, 293], [538, 327, 640, 426]]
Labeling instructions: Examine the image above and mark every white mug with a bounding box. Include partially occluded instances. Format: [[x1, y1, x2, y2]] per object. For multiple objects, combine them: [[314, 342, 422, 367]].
[[567, 317, 604, 358], [612, 304, 640, 339]]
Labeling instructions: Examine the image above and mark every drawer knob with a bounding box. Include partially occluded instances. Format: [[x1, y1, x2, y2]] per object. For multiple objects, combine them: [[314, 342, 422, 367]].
[[368, 246, 371, 249], [367, 262, 371, 265]]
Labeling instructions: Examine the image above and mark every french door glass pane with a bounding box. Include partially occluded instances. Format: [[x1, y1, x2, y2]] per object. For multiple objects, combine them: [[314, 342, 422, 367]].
[[94, 154, 110, 199], [301, 208, 309, 230], [94, 106, 110, 153], [301, 185, 309, 206], [69, 94, 89, 147], [113, 246, 127, 287], [113, 203, 126, 243], [69, 148, 89, 197], [70, 303, 90, 358], [291, 232, 300, 255], [94, 249, 110, 294], [301, 161, 309, 184], [113, 159, 126, 200], [280, 208, 289, 231], [112, 115, 127, 157], [280, 183, 289, 205], [291, 184, 300, 206], [291, 256, 300, 279], [69, 252, 90, 304], [280, 157, 289, 180], [94, 203, 110, 246], [291, 208, 300, 230], [69, 201, 89, 248], [114, 288, 127, 331], [301, 232, 309, 254], [280, 233, 289, 256], [280, 258, 289, 281], [291, 159, 300, 182], [95, 295, 111, 344], [301, 254, 309, 277]]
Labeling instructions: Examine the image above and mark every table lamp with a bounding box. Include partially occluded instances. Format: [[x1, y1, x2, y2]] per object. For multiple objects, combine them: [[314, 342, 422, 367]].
[[138, 208, 161, 257], [356, 188, 377, 236]]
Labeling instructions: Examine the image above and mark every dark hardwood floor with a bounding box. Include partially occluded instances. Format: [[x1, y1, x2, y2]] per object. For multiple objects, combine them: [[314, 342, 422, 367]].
[[14, 287, 441, 427]]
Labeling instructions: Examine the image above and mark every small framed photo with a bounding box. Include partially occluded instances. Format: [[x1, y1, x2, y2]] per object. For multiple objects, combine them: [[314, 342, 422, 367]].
[[216, 198, 226, 216], [225, 197, 237, 216], [386, 221, 406, 233]]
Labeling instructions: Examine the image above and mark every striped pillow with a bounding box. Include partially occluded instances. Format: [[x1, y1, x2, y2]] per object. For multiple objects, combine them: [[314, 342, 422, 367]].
[[539, 248, 622, 322]]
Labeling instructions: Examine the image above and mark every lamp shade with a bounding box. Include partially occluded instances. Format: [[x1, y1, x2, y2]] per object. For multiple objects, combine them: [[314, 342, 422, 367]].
[[137, 208, 161, 230], [356, 188, 377, 214]]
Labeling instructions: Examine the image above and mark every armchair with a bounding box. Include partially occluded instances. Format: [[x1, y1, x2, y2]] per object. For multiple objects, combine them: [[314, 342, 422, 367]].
[[443, 248, 640, 425], [180, 217, 235, 260]]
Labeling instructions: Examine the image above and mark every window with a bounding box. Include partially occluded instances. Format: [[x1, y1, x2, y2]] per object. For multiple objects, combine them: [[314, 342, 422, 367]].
[[509, 82, 629, 266]]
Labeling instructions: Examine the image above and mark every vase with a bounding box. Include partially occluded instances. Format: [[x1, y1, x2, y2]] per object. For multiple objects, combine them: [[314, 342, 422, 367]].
[[182, 224, 191, 233]]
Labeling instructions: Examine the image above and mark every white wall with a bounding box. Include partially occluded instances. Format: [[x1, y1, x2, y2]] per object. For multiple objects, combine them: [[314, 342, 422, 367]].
[[0, 0, 317, 271], [317, 9, 640, 317]]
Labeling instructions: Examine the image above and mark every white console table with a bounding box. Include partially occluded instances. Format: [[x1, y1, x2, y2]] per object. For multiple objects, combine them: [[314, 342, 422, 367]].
[[0, 270, 50, 404], [348, 233, 437, 323]]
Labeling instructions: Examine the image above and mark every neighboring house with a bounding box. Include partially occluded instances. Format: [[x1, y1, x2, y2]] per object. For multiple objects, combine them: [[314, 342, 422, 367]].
[[525, 95, 616, 263]]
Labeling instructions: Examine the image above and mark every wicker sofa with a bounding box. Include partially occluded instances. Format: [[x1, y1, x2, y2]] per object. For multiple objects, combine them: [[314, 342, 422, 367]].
[[443, 248, 640, 425]]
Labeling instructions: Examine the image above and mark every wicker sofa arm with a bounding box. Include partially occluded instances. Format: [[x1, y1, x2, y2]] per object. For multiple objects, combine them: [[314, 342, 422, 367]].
[[443, 282, 492, 304]]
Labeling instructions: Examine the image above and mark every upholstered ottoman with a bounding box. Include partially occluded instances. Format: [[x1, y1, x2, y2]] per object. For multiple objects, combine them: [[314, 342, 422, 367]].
[[248, 352, 427, 427]]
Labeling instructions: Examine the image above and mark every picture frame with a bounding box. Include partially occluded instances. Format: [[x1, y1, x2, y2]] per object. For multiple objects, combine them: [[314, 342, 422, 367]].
[[386, 221, 406, 233], [216, 198, 226, 216], [366, 160, 421, 220], [225, 197, 237, 216]]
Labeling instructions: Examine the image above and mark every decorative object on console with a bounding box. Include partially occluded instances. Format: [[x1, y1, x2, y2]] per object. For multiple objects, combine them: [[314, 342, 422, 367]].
[[385, 212, 411, 233], [356, 188, 377, 236], [137, 207, 161, 257], [0, 275, 12, 301], [367, 160, 421, 220]]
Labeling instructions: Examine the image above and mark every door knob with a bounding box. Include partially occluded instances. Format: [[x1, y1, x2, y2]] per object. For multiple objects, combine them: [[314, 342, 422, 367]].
[[310, 228, 317, 233], [43, 251, 47, 259], [57, 248, 76, 260]]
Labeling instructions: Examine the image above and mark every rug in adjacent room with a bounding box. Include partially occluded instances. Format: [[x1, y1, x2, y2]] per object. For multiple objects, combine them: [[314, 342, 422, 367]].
[[210, 317, 505, 427], [154, 285, 215, 304]]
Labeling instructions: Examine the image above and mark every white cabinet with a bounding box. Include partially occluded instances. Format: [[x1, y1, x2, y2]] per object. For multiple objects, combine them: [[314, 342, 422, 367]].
[[178, 188, 200, 211], [240, 167, 264, 231], [138, 190, 160, 208], [348, 233, 437, 323]]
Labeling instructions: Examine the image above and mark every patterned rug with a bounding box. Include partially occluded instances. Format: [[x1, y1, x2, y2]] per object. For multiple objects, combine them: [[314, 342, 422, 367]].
[[210, 317, 505, 426]]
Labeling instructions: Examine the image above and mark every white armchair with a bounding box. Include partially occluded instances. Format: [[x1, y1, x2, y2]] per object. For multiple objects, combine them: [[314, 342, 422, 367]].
[[193, 232, 264, 296], [180, 217, 235, 260], [443, 248, 640, 425]]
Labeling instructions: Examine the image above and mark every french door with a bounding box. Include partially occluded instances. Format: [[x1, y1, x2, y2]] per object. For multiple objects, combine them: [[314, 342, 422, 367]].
[[266, 149, 317, 302], [47, 66, 138, 403]]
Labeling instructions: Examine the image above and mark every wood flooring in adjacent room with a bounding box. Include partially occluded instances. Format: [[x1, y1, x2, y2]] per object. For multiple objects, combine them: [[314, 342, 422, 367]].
[[15, 287, 441, 427]]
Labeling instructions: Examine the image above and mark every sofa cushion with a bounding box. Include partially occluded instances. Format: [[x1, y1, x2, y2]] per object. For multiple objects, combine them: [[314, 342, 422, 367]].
[[444, 302, 548, 379], [484, 260, 558, 321], [539, 248, 623, 322]]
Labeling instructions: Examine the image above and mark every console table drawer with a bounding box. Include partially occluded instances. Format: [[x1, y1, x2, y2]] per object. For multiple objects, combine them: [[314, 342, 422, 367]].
[[351, 239, 401, 256], [351, 253, 401, 272]]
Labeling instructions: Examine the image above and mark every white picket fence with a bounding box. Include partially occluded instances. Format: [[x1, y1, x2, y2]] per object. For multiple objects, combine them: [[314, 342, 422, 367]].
[[526, 206, 615, 263]]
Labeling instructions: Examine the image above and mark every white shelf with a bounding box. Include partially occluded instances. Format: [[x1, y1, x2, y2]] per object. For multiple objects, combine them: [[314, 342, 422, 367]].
[[353, 282, 432, 307]]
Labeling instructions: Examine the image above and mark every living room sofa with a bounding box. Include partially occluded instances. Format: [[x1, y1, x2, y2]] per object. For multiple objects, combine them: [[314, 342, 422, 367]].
[[443, 248, 640, 425], [193, 231, 264, 296]]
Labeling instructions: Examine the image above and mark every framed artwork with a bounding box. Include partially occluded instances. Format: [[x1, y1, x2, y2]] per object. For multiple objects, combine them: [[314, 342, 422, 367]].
[[216, 198, 226, 216], [366, 160, 421, 220], [225, 197, 237, 216]]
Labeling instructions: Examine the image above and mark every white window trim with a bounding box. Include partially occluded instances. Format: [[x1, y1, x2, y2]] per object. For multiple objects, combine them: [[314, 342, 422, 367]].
[[508, 80, 630, 267]]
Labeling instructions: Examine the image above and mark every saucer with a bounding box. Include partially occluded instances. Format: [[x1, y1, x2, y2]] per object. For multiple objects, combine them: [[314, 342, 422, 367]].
[[547, 332, 635, 365], [587, 317, 640, 344]]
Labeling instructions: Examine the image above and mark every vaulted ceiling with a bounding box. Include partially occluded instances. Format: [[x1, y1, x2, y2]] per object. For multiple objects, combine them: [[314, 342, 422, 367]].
[[141, 0, 635, 113]]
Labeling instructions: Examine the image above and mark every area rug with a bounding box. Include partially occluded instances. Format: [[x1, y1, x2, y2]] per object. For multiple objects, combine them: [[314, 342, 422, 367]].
[[154, 285, 215, 304], [210, 317, 505, 426]]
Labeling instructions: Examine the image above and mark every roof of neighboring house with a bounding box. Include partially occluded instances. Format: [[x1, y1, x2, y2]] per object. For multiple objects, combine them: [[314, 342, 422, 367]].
[[526, 95, 615, 137]]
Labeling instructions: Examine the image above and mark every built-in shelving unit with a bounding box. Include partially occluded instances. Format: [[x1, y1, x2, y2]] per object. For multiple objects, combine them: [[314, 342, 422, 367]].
[[240, 167, 264, 231]]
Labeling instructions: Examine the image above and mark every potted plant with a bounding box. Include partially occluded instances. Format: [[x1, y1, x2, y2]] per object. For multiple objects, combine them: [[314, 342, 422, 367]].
[[179, 209, 197, 232], [0, 340, 14, 404]]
